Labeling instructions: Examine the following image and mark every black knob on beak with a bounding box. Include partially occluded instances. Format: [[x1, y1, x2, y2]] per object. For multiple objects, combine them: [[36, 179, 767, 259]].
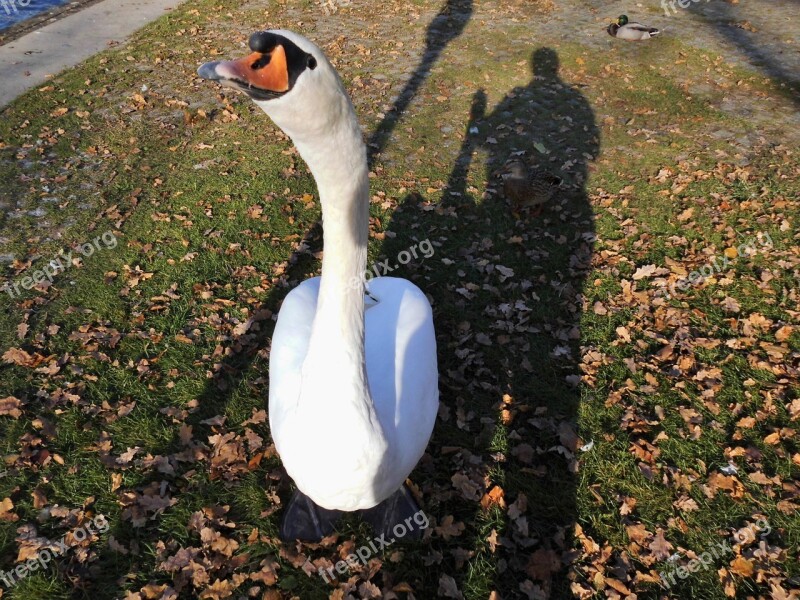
[[249, 31, 281, 53]]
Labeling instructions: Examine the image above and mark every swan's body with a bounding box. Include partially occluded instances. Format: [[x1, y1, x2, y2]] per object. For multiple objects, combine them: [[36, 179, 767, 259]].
[[270, 276, 438, 510], [198, 30, 438, 523]]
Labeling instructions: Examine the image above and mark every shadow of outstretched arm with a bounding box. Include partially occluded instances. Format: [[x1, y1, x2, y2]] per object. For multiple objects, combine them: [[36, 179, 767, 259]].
[[367, 0, 473, 167], [442, 88, 486, 205]]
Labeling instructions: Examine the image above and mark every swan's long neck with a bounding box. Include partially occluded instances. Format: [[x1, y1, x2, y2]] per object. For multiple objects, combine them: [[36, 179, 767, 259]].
[[279, 94, 372, 412]]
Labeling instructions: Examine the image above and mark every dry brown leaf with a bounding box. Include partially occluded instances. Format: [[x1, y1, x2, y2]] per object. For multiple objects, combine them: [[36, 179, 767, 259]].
[[32, 488, 48, 509], [718, 567, 736, 597], [706, 472, 745, 499], [451, 472, 482, 501], [0, 396, 23, 419], [437, 574, 464, 599], [649, 530, 673, 560], [729, 556, 754, 577], [435, 515, 465, 540], [632, 264, 657, 280], [2, 348, 34, 366], [605, 578, 631, 595], [0, 498, 18, 522], [480, 485, 506, 510], [525, 548, 561, 580]]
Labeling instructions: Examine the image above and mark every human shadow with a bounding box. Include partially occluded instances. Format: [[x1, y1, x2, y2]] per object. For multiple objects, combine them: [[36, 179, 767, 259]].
[[688, 0, 800, 106], [367, 0, 473, 166], [378, 47, 599, 596]]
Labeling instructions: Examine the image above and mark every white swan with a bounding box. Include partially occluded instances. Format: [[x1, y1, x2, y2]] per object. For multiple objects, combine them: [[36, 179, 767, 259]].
[[199, 30, 438, 541]]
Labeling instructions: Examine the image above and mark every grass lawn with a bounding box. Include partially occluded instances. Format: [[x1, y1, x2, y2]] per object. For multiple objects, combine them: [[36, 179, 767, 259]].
[[0, 0, 798, 598]]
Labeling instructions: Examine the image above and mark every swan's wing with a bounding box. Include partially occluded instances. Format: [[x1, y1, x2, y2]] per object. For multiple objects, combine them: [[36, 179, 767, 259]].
[[268, 277, 320, 433], [365, 277, 439, 480]]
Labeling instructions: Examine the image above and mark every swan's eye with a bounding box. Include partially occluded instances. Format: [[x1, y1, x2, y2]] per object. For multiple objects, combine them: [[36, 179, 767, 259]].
[[251, 54, 272, 70], [307, 55, 317, 70]]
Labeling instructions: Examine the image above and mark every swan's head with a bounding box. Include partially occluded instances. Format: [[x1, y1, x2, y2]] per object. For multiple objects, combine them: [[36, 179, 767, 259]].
[[198, 30, 351, 139]]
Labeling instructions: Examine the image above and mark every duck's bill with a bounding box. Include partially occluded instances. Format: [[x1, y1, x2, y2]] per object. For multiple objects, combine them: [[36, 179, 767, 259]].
[[197, 44, 290, 101]]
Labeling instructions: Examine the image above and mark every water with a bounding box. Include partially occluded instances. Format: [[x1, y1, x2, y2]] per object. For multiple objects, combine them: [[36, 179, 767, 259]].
[[0, 0, 73, 32]]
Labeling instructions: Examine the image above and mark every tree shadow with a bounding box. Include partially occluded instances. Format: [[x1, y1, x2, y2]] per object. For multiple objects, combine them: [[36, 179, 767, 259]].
[[687, 0, 800, 106], [379, 47, 599, 596]]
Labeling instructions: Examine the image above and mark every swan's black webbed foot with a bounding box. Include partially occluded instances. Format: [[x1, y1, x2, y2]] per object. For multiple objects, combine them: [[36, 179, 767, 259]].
[[359, 484, 427, 541], [280, 489, 343, 542]]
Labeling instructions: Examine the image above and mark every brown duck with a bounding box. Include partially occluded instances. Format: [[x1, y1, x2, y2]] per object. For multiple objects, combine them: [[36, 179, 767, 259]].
[[502, 159, 562, 217]]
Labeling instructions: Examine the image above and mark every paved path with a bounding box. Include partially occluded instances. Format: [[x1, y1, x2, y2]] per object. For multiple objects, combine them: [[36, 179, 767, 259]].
[[0, 0, 184, 108]]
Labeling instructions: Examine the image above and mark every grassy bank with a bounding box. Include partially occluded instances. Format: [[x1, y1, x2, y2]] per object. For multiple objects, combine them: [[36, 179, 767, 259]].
[[0, 0, 798, 598]]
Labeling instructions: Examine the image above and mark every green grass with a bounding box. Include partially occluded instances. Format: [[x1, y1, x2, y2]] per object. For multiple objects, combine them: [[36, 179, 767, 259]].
[[1, 0, 799, 598]]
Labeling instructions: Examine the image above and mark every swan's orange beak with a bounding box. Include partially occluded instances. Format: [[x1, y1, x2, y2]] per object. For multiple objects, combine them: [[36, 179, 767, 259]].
[[198, 44, 290, 99]]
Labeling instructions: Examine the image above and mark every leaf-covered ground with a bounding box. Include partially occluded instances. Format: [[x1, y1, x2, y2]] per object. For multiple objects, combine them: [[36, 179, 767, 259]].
[[0, 0, 798, 598]]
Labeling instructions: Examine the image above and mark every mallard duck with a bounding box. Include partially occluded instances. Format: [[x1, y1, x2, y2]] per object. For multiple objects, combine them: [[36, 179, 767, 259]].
[[502, 159, 562, 217], [607, 15, 660, 40]]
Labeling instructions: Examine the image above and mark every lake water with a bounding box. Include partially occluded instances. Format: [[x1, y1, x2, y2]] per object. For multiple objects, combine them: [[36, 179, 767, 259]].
[[0, 0, 73, 32]]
